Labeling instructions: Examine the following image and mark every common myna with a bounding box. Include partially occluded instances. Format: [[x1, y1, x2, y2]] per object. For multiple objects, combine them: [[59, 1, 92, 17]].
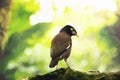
[[49, 25, 78, 68]]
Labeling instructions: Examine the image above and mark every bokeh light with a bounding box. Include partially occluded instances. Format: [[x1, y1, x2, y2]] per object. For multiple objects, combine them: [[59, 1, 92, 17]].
[[1, 0, 120, 80]]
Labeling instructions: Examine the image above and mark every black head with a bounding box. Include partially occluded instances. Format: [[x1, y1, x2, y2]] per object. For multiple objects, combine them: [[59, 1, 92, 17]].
[[60, 25, 77, 36]]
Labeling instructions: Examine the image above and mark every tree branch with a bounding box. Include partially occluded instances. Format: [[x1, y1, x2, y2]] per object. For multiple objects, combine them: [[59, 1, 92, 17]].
[[29, 68, 120, 80]]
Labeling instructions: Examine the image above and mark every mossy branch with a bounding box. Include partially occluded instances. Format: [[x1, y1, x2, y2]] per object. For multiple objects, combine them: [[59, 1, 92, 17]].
[[28, 68, 120, 80]]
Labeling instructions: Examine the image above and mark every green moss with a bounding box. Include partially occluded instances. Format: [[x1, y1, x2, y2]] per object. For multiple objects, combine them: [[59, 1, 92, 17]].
[[28, 68, 120, 80], [63, 68, 87, 80]]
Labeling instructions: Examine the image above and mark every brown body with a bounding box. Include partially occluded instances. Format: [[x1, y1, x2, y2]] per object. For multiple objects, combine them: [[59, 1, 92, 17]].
[[49, 32, 72, 68]]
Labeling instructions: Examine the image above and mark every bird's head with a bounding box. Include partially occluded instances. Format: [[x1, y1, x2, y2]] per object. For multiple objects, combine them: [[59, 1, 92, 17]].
[[60, 25, 78, 36]]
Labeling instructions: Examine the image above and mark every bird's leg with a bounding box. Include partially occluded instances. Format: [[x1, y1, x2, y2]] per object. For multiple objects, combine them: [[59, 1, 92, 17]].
[[56, 64, 58, 70], [64, 59, 70, 68]]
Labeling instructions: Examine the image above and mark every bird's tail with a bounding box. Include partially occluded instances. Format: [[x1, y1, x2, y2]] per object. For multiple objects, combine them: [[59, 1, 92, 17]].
[[49, 57, 59, 68]]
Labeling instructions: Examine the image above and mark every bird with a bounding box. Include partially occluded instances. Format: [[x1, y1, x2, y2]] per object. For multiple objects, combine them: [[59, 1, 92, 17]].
[[49, 25, 78, 69]]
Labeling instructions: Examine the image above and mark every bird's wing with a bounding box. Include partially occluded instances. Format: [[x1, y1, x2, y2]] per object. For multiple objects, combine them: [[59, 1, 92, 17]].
[[50, 32, 71, 58]]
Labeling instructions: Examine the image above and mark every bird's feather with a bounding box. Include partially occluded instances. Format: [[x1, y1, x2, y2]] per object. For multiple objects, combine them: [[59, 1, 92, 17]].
[[50, 32, 71, 59], [49, 57, 59, 68]]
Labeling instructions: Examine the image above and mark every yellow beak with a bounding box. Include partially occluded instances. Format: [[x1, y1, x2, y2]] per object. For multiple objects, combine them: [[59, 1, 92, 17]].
[[76, 34, 80, 38]]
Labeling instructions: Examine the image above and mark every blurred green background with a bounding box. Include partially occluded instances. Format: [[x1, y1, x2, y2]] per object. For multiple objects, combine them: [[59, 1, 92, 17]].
[[0, 0, 120, 80]]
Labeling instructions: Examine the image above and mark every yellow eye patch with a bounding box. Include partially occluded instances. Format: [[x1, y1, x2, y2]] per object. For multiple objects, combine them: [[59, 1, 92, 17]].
[[72, 31, 76, 34], [70, 28, 76, 34], [70, 28, 74, 31]]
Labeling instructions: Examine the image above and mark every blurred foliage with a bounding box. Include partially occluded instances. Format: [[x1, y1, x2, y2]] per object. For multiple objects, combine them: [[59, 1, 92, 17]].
[[4, 22, 53, 80], [8, 0, 39, 36], [98, 15, 120, 71], [0, 0, 120, 80]]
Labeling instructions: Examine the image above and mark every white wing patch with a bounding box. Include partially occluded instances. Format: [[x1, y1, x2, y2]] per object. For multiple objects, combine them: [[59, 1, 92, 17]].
[[66, 44, 71, 49]]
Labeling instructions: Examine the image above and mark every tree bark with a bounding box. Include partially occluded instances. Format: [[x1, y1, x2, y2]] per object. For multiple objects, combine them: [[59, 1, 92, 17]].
[[0, 0, 12, 54]]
